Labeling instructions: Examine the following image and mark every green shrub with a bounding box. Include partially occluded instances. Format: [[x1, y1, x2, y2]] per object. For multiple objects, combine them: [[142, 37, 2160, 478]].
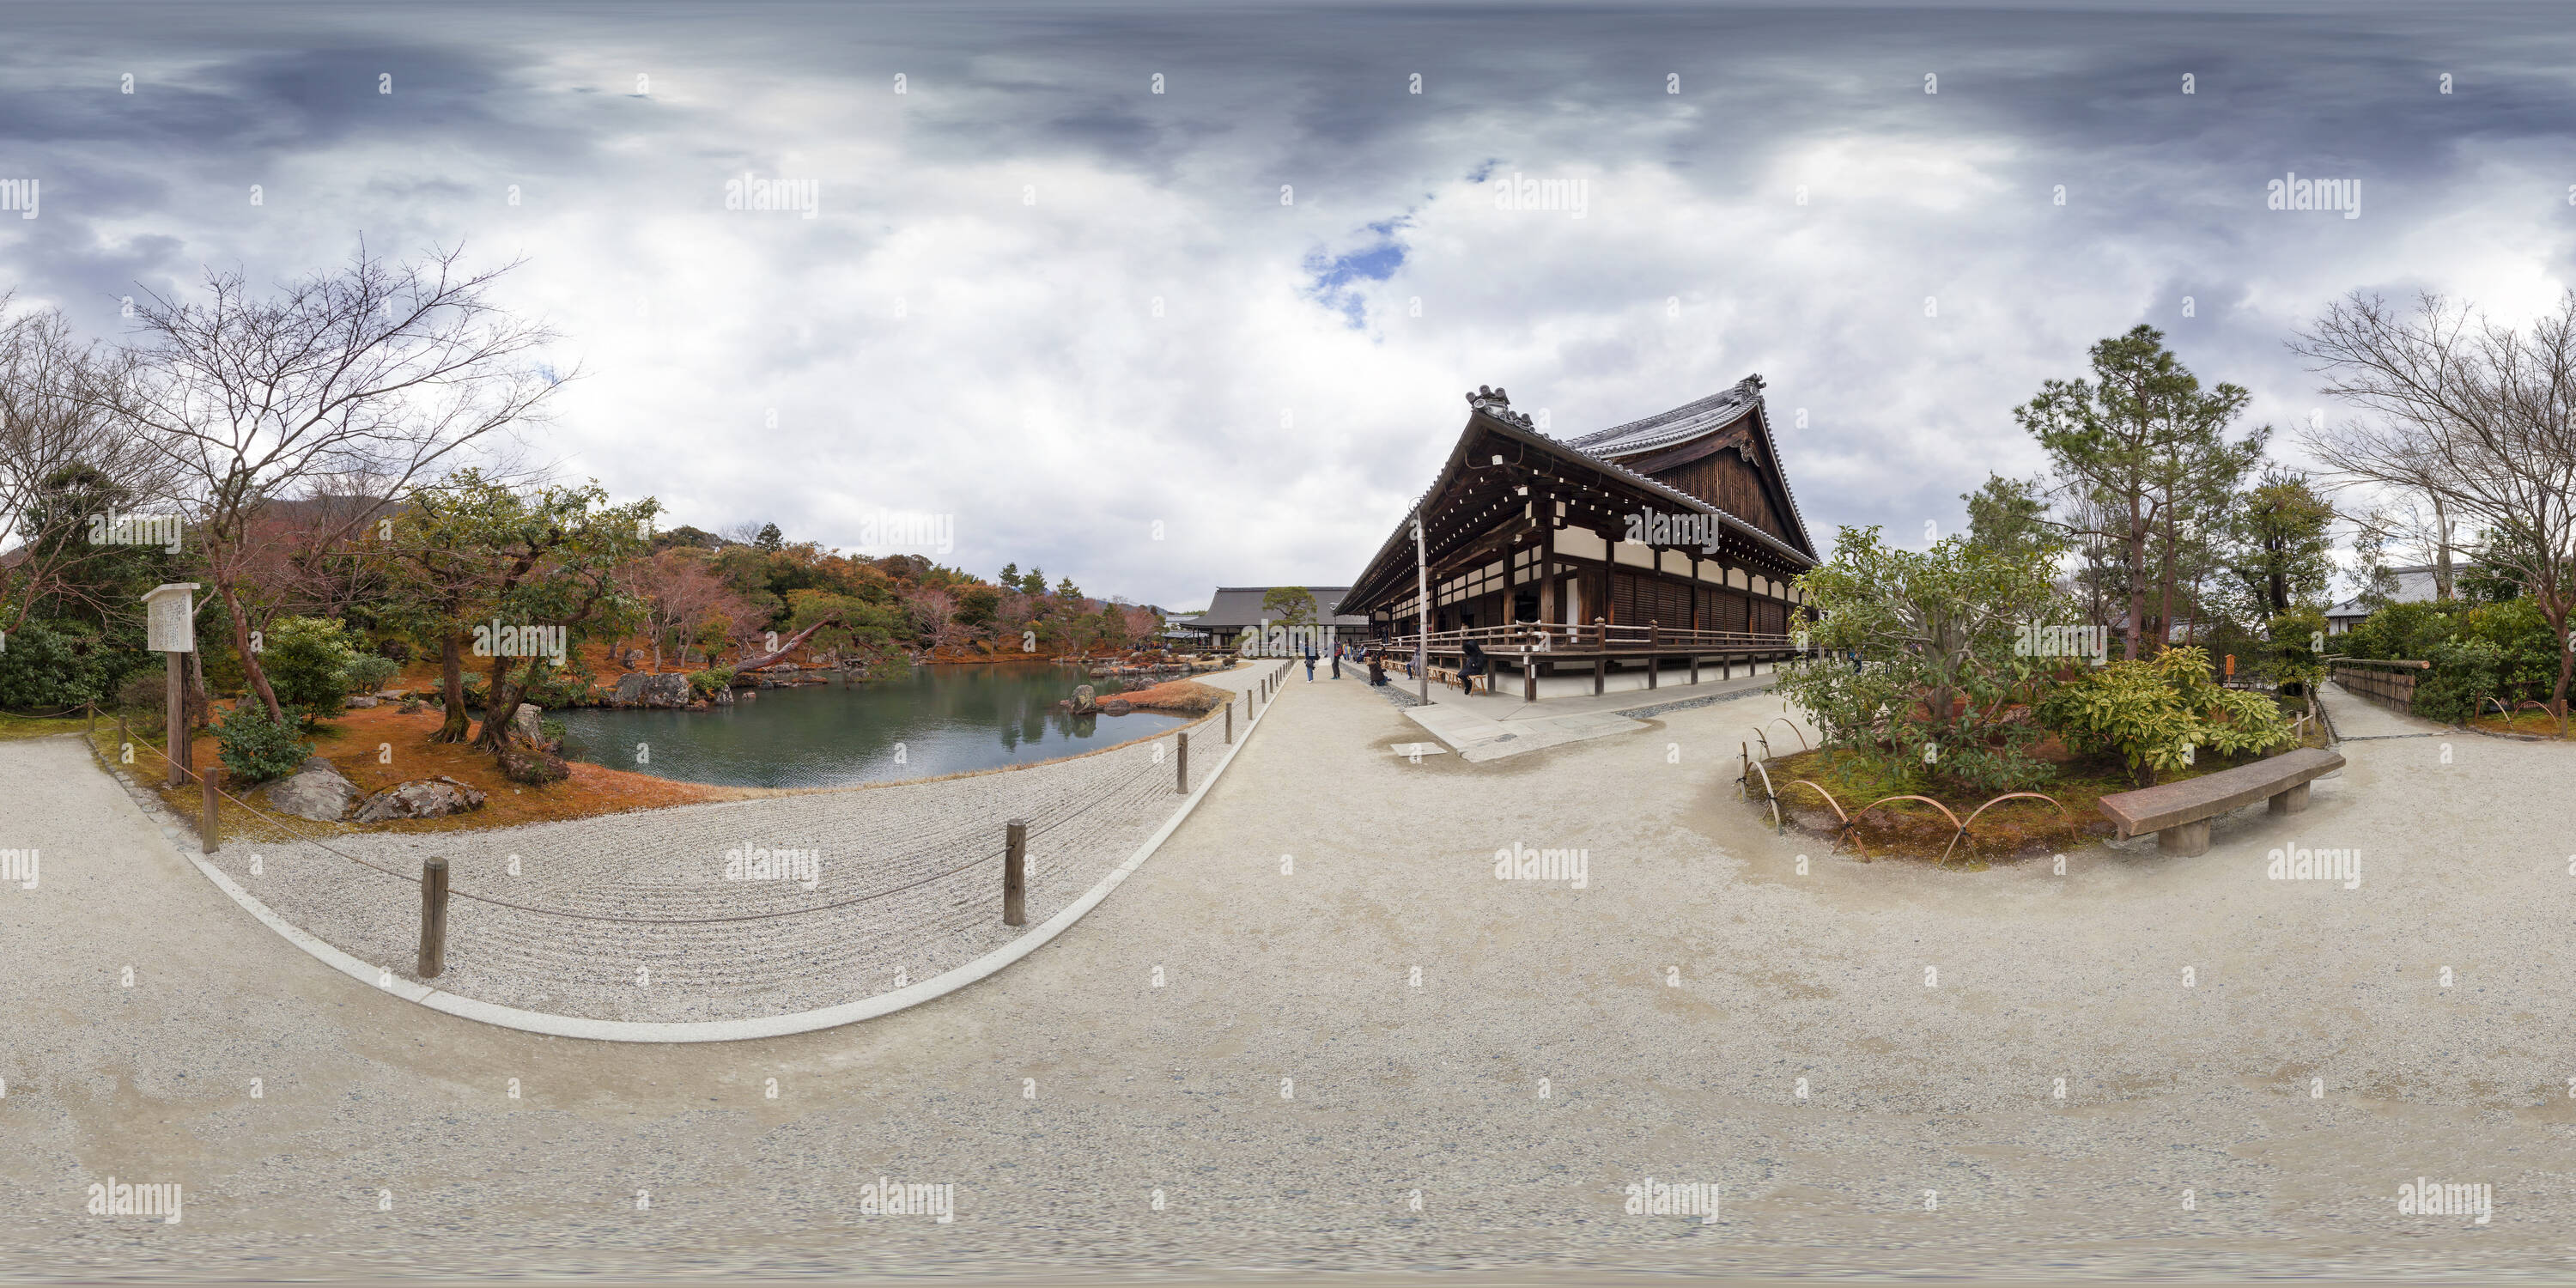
[[2415, 638, 2506, 724], [261, 617, 360, 724], [687, 666, 736, 699], [0, 620, 128, 711], [2267, 606, 2330, 696], [1776, 525, 2066, 795], [214, 702, 313, 784], [340, 653, 401, 696], [2040, 646, 2296, 785]]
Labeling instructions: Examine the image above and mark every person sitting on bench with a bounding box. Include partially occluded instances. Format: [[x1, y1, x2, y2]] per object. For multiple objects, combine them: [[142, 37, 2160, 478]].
[[1461, 641, 1488, 695]]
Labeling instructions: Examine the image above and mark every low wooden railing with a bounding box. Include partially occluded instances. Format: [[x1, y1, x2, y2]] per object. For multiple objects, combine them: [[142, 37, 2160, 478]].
[[2325, 656, 2427, 713], [1370, 621, 1800, 654]]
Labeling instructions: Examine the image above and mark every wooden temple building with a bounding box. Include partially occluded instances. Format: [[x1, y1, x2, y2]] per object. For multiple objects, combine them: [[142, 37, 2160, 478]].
[[1341, 376, 1818, 697]]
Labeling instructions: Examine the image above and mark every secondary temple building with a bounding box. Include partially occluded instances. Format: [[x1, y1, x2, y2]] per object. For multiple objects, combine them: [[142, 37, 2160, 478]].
[[1341, 376, 1818, 696]]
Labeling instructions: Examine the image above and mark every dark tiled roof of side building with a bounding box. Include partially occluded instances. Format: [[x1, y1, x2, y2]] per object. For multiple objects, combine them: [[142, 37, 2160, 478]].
[[1182, 586, 1370, 629]]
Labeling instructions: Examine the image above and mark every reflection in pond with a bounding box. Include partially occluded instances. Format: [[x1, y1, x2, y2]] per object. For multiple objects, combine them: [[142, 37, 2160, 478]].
[[556, 661, 1187, 789]]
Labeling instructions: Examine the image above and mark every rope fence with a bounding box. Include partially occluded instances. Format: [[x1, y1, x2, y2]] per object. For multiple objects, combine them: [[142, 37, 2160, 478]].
[[80, 662, 1293, 987]]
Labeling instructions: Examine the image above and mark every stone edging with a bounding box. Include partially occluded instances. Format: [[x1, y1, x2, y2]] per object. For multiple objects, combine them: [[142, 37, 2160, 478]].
[[96, 663, 1296, 1044]]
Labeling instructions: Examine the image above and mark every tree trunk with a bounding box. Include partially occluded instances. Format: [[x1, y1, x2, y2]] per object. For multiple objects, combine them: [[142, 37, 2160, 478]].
[[214, 573, 285, 724], [2549, 601, 2573, 720], [2156, 511, 2178, 653], [473, 653, 540, 750], [2431, 495, 2455, 600], [433, 632, 471, 742], [2123, 508, 2148, 660], [733, 616, 840, 672]]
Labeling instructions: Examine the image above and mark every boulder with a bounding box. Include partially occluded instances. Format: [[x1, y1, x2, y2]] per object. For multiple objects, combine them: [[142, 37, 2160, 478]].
[[262, 756, 361, 822], [1070, 683, 1097, 714], [345, 696, 380, 708], [353, 775, 487, 823], [611, 671, 691, 708], [713, 685, 735, 705], [1101, 697, 1133, 715], [510, 702, 543, 741], [499, 742, 570, 787]]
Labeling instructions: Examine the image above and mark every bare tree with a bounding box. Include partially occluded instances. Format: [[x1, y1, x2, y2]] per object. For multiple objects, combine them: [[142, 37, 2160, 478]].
[[2293, 289, 2576, 713], [0, 301, 174, 630], [106, 244, 572, 720]]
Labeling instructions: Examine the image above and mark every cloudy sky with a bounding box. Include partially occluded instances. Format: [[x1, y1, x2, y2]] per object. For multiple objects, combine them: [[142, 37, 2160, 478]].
[[3, 0, 2571, 609]]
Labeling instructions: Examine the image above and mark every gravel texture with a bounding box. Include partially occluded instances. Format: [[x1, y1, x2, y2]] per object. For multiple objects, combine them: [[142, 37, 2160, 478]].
[[5, 668, 2576, 1279], [178, 665, 1276, 1023]]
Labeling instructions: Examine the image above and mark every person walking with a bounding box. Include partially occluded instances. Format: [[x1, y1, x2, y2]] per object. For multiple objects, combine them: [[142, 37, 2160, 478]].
[[1330, 641, 1343, 680], [1303, 642, 1318, 682]]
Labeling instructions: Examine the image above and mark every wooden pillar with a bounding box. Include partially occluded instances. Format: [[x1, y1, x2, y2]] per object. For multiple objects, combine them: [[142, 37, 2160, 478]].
[[201, 767, 220, 854], [1004, 819, 1028, 926], [1522, 647, 1536, 702], [1690, 655, 1700, 684], [1594, 656, 1606, 696], [1648, 655, 1658, 690], [416, 857, 449, 979], [165, 651, 185, 788]]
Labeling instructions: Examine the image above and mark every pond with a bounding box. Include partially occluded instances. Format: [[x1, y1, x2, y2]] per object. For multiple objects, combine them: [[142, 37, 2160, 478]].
[[556, 661, 1187, 789]]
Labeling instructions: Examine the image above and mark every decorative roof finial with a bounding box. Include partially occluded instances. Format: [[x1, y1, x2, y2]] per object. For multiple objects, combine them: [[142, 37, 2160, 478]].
[[1465, 384, 1533, 428]]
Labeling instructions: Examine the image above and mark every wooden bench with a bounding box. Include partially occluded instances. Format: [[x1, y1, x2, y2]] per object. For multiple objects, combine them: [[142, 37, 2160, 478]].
[[2095, 747, 2345, 856]]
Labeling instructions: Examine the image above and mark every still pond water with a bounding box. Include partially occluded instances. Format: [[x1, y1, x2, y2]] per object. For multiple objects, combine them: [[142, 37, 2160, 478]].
[[556, 662, 1183, 789]]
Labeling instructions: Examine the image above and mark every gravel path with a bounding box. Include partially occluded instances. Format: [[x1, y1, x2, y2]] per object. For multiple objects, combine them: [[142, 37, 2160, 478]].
[[174, 665, 1280, 1023], [6, 671, 2576, 1279]]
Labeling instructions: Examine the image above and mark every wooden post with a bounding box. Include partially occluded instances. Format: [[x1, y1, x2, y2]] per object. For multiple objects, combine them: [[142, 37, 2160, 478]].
[[87, 702, 95, 736], [1690, 655, 1700, 685], [417, 857, 449, 979], [1004, 819, 1028, 926], [1523, 647, 1536, 702], [1176, 731, 1189, 793], [1594, 656, 1606, 696], [200, 766, 219, 854], [1225, 701, 1234, 744], [165, 651, 185, 788], [116, 711, 129, 762]]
